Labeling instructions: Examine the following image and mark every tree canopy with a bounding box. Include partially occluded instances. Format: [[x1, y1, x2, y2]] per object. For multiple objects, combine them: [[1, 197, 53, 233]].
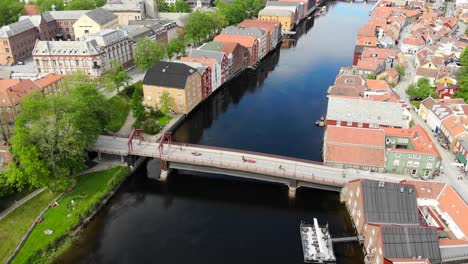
[[131, 85, 146, 122], [184, 11, 215, 45], [36, 0, 65, 12], [455, 47, 468, 101], [0, 0, 24, 26], [103, 62, 131, 93], [134, 37, 166, 71], [406, 77, 438, 100], [394, 64, 405, 77], [65, 0, 105, 10], [215, 0, 264, 25], [170, 0, 191, 12], [157, 0, 170, 12], [5, 84, 110, 191], [159, 91, 174, 114], [167, 38, 186, 60]]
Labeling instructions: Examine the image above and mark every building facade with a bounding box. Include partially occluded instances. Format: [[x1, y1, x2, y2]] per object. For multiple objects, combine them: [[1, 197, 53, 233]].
[[73, 8, 119, 40], [258, 9, 295, 32]]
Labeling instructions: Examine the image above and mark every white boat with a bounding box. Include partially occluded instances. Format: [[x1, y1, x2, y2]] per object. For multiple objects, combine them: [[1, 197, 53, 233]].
[[300, 219, 336, 263]]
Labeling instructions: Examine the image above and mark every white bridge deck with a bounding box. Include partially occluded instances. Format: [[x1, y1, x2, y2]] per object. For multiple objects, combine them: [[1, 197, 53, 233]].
[[93, 136, 411, 188]]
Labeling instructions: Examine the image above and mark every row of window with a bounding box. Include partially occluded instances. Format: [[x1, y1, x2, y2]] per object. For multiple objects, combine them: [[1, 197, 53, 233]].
[[393, 159, 433, 169]]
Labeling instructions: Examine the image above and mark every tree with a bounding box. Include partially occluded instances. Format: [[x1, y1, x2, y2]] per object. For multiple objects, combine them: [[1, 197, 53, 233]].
[[0, 0, 24, 26], [455, 47, 468, 101], [65, 0, 105, 10], [167, 38, 186, 60], [131, 88, 146, 122], [157, 0, 170, 12], [184, 11, 215, 45], [215, 0, 263, 25], [37, 0, 64, 12], [104, 62, 131, 93], [5, 85, 109, 191], [159, 91, 174, 114], [0, 119, 12, 144], [170, 0, 191, 12], [207, 11, 227, 35], [394, 64, 405, 77], [406, 77, 437, 100], [134, 37, 166, 70], [367, 73, 376, 80]]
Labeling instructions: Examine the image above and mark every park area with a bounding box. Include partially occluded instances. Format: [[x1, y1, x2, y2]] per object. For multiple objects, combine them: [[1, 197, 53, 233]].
[[1, 166, 129, 264]]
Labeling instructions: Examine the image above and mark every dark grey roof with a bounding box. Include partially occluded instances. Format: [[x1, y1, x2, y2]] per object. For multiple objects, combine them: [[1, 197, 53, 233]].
[[440, 243, 468, 262], [142, 61, 197, 89], [189, 49, 225, 64], [85, 8, 117, 25], [0, 19, 36, 38], [266, 0, 299, 7], [382, 226, 442, 264], [354, 45, 365, 53], [361, 179, 419, 225]]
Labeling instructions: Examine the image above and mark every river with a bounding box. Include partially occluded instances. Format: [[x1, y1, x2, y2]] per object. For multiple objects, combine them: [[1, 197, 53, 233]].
[[56, 2, 372, 263]]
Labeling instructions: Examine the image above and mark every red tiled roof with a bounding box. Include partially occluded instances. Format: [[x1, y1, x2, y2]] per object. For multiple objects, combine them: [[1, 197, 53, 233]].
[[325, 126, 386, 167], [416, 67, 438, 78], [214, 34, 257, 48], [366, 79, 388, 90], [361, 47, 397, 59], [34, 73, 64, 88], [357, 58, 385, 71], [384, 125, 441, 157], [437, 185, 468, 240], [441, 115, 466, 138], [238, 19, 279, 34], [0, 79, 41, 107], [400, 180, 446, 199], [180, 57, 217, 70], [23, 5, 39, 15]]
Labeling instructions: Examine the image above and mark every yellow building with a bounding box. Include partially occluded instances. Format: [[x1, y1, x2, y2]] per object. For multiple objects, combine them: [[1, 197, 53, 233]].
[[142, 61, 202, 114], [258, 8, 294, 32], [73, 8, 119, 40]]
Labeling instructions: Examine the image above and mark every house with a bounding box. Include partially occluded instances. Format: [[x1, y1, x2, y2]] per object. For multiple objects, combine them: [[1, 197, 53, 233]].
[[353, 45, 366, 66], [414, 67, 438, 86], [189, 49, 229, 84], [279, 0, 315, 18], [327, 74, 366, 97], [363, 225, 441, 264], [258, 9, 295, 32], [436, 83, 459, 99], [33, 29, 133, 76], [356, 36, 378, 47], [377, 67, 400, 84], [180, 56, 221, 92], [18, 13, 58, 41], [384, 125, 441, 178], [0, 19, 40, 65], [102, 0, 157, 25], [200, 41, 248, 78], [440, 115, 467, 152], [419, 97, 438, 121], [323, 126, 386, 172], [401, 36, 425, 54], [220, 26, 267, 60], [33, 73, 65, 96], [265, 1, 300, 23], [0, 79, 41, 122], [436, 66, 458, 85], [426, 103, 454, 133], [142, 61, 202, 114], [455, 135, 468, 162], [326, 97, 410, 128], [363, 79, 399, 102], [356, 57, 387, 76], [360, 47, 397, 65], [238, 19, 281, 53], [73, 8, 119, 40], [128, 19, 178, 42], [213, 34, 259, 67], [48, 10, 88, 40], [120, 23, 169, 48], [345, 179, 420, 236], [175, 60, 211, 99]]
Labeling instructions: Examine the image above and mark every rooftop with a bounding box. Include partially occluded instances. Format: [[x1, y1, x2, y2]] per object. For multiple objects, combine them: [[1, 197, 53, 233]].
[[142, 61, 198, 89], [214, 34, 258, 48], [384, 125, 441, 157], [85, 8, 117, 25]]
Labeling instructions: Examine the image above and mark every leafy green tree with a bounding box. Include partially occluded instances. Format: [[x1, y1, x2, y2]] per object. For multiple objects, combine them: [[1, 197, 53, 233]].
[[5, 85, 109, 191], [65, 0, 105, 10], [104, 62, 131, 93], [134, 37, 166, 70], [455, 48, 468, 101], [394, 64, 405, 77], [215, 0, 263, 25], [37, 0, 64, 12], [0, 0, 24, 26], [184, 11, 215, 45], [207, 11, 227, 34], [367, 73, 376, 80], [167, 38, 186, 59], [406, 77, 437, 100], [159, 91, 174, 114], [170, 0, 191, 12], [131, 87, 146, 122], [157, 0, 170, 12]]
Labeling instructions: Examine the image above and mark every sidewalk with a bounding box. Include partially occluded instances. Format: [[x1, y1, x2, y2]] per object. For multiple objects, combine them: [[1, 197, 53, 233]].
[[0, 188, 46, 222]]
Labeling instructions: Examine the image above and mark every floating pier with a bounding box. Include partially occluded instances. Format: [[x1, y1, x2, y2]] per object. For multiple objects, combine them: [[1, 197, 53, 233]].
[[300, 219, 336, 263]]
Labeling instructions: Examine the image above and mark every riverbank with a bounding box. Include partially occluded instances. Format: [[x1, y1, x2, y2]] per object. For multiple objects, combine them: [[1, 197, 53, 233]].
[[10, 166, 129, 264]]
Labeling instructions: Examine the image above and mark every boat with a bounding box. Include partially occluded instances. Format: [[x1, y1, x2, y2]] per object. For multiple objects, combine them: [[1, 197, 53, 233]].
[[300, 219, 336, 263], [315, 116, 325, 127]]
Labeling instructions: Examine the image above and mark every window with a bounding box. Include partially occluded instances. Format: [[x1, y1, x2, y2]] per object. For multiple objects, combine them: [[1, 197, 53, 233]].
[[177, 93, 182, 97], [409, 154, 415, 159], [429, 156, 434, 160], [395, 153, 400, 158], [424, 170, 430, 176], [415, 155, 421, 160], [413, 161, 419, 167], [146, 96, 152, 100], [426, 162, 433, 169], [356, 187, 360, 197], [84, 30, 89, 34], [393, 160, 399, 166], [411, 169, 417, 175], [407, 161, 413, 167], [5, 48, 9, 53]]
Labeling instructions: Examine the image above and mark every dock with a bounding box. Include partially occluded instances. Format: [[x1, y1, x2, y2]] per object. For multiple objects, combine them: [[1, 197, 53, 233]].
[[300, 219, 336, 263]]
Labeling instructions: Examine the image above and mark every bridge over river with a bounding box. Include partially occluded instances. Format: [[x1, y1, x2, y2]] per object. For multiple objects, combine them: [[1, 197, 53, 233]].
[[92, 132, 411, 197]]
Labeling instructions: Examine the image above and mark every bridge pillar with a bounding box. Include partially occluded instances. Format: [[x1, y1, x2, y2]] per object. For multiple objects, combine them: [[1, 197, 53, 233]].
[[120, 155, 125, 164], [288, 180, 298, 199], [160, 169, 171, 182], [97, 151, 101, 161]]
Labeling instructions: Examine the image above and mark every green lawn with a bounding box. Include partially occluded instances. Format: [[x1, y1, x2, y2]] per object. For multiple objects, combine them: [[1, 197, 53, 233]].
[[105, 96, 130, 133], [0, 190, 56, 264], [0, 188, 37, 213], [157, 115, 172, 127], [12, 166, 129, 264], [410, 101, 421, 108]]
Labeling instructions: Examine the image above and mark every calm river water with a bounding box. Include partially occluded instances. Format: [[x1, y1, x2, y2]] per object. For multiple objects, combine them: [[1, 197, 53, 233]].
[[56, 2, 372, 263]]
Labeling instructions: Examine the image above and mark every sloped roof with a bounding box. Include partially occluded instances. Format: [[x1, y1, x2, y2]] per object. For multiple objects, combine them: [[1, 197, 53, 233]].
[[214, 34, 258, 48], [258, 8, 293, 17], [0, 19, 36, 38], [190, 49, 226, 64], [142, 61, 197, 89], [85, 8, 117, 25]]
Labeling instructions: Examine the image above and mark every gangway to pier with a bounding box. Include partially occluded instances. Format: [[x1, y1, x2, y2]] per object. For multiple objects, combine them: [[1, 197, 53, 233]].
[[331, 236, 363, 243]]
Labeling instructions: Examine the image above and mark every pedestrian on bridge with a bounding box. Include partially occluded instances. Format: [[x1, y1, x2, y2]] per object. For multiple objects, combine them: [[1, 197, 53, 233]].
[[242, 156, 246, 163]]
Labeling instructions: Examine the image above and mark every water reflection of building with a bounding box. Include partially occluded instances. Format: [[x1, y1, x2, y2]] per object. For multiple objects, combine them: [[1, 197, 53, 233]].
[[281, 15, 315, 49], [173, 49, 281, 143]]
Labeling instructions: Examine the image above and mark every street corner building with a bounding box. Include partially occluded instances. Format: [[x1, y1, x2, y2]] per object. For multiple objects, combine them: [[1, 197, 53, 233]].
[[142, 61, 202, 115]]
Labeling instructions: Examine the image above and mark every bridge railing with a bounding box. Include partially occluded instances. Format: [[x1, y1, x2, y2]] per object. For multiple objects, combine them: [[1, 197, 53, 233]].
[[162, 154, 345, 187]]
